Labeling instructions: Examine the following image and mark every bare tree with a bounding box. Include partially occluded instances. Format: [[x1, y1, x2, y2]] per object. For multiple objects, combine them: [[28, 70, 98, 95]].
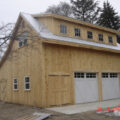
[[0, 23, 14, 59], [45, 2, 73, 17]]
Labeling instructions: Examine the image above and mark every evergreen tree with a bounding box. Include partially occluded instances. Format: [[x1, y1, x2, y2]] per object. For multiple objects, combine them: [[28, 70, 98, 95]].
[[71, 0, 100, 23], [97, 1, 120, 30]]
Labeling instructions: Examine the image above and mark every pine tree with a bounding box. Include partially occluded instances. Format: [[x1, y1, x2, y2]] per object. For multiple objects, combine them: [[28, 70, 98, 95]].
[[97, 1, 120, 30], [71, 0, 100, 23]]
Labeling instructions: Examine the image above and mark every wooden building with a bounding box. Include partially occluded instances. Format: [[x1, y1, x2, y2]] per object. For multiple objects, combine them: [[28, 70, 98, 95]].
[[0, 13, 120, 107]]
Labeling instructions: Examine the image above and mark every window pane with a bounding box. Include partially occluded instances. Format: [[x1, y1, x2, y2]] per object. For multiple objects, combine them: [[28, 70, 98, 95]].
[[14, 84, 18, 89], [25, 77, 29, 82], [108, 36, 113, 43], [25, 83, 30, 89], [19, 41, 23, 47], [24, 39, 27, 45], [87, 31, 93, 39], [110, 73, 118, 78], [74, 72, 84, 78], [14, 79, 17, 83], [98, 34, 103, 41], [74, 28, 80, 36], [102, 73, 108, 78], [18, 32, 28, 47], [60, 24, 67, 34], [86, 73, 96, 78]]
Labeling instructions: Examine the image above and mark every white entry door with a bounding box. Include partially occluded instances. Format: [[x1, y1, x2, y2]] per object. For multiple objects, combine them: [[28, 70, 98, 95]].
[[102, 73, 120, 100], [74, 72, 98, 104]]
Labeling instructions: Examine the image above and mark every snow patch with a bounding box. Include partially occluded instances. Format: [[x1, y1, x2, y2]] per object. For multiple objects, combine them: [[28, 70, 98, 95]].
[[21, 12, 120, 51]]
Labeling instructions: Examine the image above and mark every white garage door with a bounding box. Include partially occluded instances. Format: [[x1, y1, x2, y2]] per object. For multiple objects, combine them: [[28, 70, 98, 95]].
[[102, 73, 120, 100], [74, 72, 98, 104]]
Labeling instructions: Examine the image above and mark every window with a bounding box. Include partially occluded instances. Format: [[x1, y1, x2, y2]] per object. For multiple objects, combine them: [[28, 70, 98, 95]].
[[110, 73, 118, 78], [86, 73, 96, 78], [13, 78, 18, 90], [25, 77, 30, 90], [102, 73, 118, 78], [87, 31, 93, 39], [98, 34, 104, 41], [60, 24, 67, 34], [74, 72, 84, 78], [19, 41, 23, 47], [108, 36, 113, 43], [74, 28, 81, 37], [18, 32, 28, 47], [24, 39, 27, 45], [102, 73, 108, 78]]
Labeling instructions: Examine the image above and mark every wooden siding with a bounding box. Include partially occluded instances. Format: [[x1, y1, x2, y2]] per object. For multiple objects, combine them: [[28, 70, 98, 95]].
[[0, 21, 45, 107], [38, 16, 117, 46], [44, 43, 120, 106], [0, 14, 120, 107]]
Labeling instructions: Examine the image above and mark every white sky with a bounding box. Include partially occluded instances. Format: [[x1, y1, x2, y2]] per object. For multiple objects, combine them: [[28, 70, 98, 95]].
[[0, 0, 120, 23]]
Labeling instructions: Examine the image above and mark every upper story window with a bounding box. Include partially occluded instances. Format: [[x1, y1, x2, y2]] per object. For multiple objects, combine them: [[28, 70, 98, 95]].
[[74, 28, 81, 37], [18, 32, 28, 48], [98, 34, 104, 41], [60, 24, 67, 34], [13, 78, 18, 90], [87, 31, 93, 39], [108, 36, 113, 43], [24, 76, 30, 90]]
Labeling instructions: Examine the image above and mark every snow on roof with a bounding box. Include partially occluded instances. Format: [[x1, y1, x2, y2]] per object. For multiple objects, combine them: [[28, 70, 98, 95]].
[[21, 12, 120, 51]]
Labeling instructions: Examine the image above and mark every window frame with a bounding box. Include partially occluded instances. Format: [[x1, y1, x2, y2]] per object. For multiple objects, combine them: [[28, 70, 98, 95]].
[[18, 32, 28, 48], [74, 72, 84, 78], [102, 73, 109, 78], [24, 76, 30, 91], [74, 28, 81, 37], [98, 34, 104, 41], [87, 31, 93, 39], [108, 36, 113, 44], [86, 73, 96, 78], [13, 78, 18, 91], [60, 24, 67, 34], [110, 73, 118, 78], [102, 73, 118, 78]]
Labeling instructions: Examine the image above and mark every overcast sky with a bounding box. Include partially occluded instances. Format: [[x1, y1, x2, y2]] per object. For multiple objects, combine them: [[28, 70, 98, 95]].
[[0, 0, 120, 23]]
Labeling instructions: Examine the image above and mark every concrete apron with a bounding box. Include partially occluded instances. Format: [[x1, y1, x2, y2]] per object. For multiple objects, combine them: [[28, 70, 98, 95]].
[[47, 99, 120, 114]]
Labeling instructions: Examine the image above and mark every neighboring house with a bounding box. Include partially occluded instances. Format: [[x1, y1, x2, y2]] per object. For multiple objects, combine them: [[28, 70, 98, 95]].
[[0, 13, 120, 107]]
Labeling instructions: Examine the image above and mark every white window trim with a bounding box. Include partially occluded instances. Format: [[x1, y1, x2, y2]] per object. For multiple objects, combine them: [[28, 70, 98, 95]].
[[13, 78, 18, 91], [60, 24, 67, 34], [24, 76, 30, 91], [18, 32, 28, 48]]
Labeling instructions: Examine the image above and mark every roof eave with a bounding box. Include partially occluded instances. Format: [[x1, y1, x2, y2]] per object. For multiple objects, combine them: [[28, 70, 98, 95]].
[[41, 37, 120, 54]]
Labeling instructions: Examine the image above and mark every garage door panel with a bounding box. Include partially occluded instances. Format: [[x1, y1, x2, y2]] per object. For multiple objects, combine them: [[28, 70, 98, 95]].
[[74, 73, 98, 104], [102, 73, 120, 100]]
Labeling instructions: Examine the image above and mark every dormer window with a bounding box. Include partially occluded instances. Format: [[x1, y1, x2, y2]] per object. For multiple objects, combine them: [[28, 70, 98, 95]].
[[18, 32, 28, 48], [108, 36, 113, 43], [74, 28, 81, 37], [98, 34, 104, 41], [60, 24, 67, 34], [87, 31, 93, 39]]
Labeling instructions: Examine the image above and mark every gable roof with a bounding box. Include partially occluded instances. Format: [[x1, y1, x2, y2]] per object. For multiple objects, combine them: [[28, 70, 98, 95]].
[[21, 13, 120, 52], [1, 12, 120, 69]]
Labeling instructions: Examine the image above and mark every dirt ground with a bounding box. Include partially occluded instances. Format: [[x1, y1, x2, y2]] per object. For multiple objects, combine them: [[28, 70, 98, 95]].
[[0, 101, 120, 120]]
